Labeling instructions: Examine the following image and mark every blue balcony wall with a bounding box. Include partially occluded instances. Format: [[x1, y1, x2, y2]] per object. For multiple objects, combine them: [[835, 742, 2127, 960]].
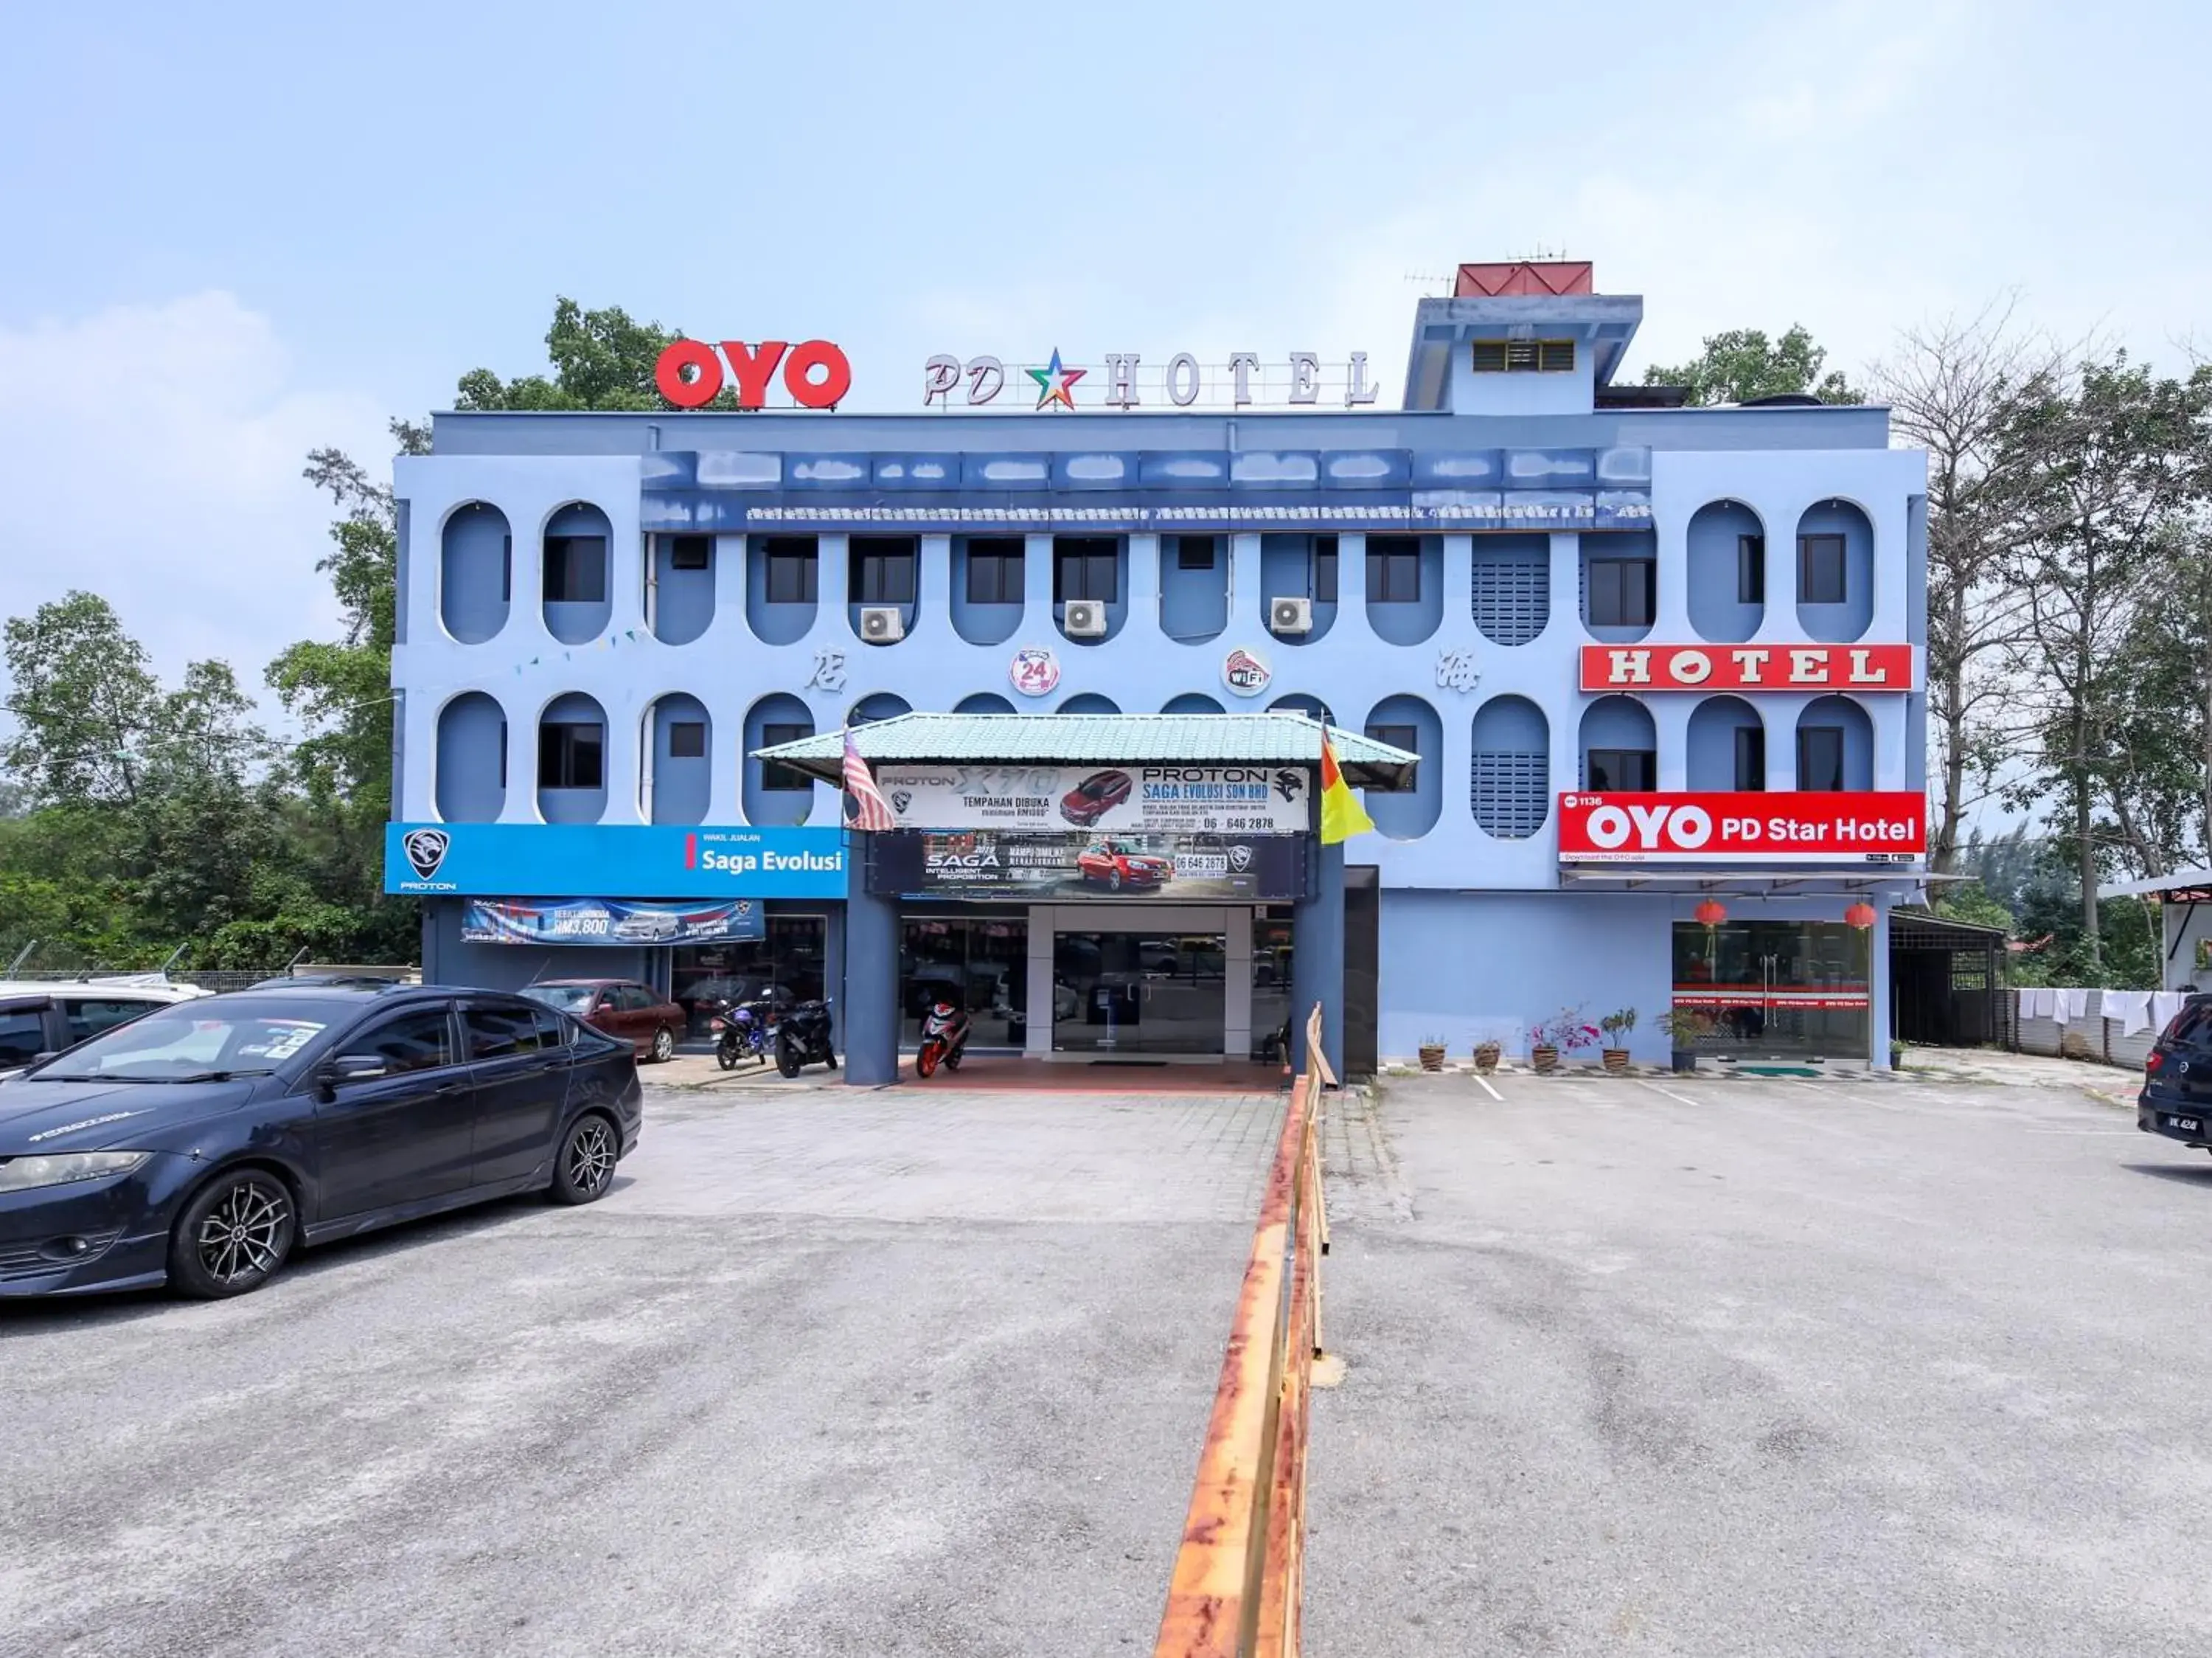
[[1796, 501, 1875, 642], [742, 693, 814, 826], [1366, 536, 1444, 646], [649, 693, 712, 825], [1364, 693, 1441, 841], [848, 535, 922, 648], [1686, 695, 1764, 790], [542, 502, 612, 645], [951, 538, 1023, 646], [1056, 538, 1129, 645], [1798, 695, 1874, 789], [1260, 534, 1337, 645], [1159, 535, 1228, 643], [1686, 502, 1764, 644], [441, 502, 510, 645], [1579, 694, 1656, 788], [652, 535, 716, 647], [434, 691, 506, 822], [538, 691, 608, 824]]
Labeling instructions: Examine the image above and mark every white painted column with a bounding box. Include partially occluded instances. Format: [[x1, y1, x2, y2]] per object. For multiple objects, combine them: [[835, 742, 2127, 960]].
[[1224, 906, 1254, 1058]]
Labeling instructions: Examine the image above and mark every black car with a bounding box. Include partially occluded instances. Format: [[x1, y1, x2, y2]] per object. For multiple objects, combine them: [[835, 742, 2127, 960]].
[[0, 982, 643, 1300], [2140, 994, 2212, 1150]]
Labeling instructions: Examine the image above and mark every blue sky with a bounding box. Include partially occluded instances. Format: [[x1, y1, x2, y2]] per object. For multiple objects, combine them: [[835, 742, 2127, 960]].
[[1, 0, 2205, 702]]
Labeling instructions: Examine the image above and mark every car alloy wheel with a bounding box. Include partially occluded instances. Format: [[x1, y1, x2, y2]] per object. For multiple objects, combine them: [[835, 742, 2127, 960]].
[[1108, 869, 1122, 891], [552, 1115, 618, 1205], [650, 1025, 675, 1064], [170, 1170, 296, 1300]]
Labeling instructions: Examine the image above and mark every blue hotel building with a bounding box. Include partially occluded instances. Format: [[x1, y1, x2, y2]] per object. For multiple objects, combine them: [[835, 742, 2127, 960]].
[[386, 261, 1929, 1074]]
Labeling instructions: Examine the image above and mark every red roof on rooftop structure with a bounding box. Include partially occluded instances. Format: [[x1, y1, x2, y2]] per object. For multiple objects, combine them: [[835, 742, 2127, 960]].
[[1454, 261, 1595, 297]]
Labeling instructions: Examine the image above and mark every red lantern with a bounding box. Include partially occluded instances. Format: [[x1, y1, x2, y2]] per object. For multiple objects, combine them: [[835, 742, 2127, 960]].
[[1845, 900, 1877, 930], [1694, 898, 1728, 929]]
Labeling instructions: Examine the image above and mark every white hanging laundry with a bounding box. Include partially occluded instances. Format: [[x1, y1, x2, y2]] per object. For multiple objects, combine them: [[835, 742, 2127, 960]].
[[2103, 990, 2152, 1036], [2020, 988, 2054, 1020], [2054, 988, 2090, 1026], [2152, 991, 2191, 1033]]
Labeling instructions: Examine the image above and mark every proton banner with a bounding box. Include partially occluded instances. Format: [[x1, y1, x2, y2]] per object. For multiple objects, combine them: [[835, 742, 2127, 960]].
[[460, 898, 768, 946], [872, 764, 1312, 834], [1557, 792, 1926, 864], [868, 831, 1308, 901]]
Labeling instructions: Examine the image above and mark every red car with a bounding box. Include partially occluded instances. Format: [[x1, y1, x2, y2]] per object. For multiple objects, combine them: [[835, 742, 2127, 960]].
[[1077, 839, 1173, 891], [523, 979, 686, 1063], [1060, 769, 1133, 828]]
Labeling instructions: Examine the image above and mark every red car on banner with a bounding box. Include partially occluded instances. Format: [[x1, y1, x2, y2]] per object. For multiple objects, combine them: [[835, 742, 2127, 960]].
[[1076, 839, 1174, 890], [1557, 792, 1926, 863], [1578, 643, 1916, 693]]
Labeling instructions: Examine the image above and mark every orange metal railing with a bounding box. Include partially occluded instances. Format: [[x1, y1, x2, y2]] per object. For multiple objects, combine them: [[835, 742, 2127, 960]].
[[1154, 1005, 1332, 1658]]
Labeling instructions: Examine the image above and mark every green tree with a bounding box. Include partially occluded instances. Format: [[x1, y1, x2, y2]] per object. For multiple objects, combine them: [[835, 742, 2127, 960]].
[[453, 296, 734, 412], [1, 590, 161, 807], [1643, 324, 1862, 406]]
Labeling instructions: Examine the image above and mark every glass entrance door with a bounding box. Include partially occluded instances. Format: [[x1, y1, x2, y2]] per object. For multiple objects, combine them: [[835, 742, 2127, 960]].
[[1053, 932, 1227, 1055], [1672, 920, 1871, 1058]]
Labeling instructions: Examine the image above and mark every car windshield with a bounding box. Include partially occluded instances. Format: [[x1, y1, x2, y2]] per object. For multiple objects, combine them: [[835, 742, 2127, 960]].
[[522, 985, 598, 1013], [36, 999, 335, 1081]]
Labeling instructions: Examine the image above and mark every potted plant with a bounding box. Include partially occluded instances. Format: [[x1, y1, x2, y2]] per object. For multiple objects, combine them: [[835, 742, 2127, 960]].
[[1530, 1008, 1601, 1074], [1599, 1007, 1637, 1073], [1656, 1007, 1714, 1074], [1472, 1038, 1502, 1074], [1417, 1034, 1447, 1072]]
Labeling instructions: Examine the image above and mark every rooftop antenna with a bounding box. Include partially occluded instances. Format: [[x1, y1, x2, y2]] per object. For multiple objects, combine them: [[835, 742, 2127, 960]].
[[1402, 269, 1455, 296]]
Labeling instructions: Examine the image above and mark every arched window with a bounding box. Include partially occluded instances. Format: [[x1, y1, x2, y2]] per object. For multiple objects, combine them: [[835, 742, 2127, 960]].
[[1470, 695, 1549, 839]]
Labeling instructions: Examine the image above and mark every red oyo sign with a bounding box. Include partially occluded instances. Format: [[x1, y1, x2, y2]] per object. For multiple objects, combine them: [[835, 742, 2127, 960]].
[[1579, 644, 1916, 693], [654, 339, 852, 410], [1557, 791, 1926, 864]]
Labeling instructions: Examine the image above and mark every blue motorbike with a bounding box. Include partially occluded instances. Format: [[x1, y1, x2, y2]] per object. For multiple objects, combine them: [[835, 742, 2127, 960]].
[[712, 997, 775, 1069]]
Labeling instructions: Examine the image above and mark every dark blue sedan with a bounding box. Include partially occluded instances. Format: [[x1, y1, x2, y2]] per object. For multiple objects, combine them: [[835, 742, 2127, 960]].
[[0, 982, 643, 1300]]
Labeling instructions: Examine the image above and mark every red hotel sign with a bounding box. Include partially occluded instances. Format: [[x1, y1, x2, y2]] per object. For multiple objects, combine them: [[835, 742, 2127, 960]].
[[1579, 644, 1916, 693], [655, 339, 853, 410], [1558, 791, 1926, 864]]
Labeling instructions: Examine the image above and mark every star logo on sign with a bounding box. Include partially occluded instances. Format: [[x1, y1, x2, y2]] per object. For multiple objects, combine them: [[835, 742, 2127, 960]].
[[1026, 347, 1085, 411]]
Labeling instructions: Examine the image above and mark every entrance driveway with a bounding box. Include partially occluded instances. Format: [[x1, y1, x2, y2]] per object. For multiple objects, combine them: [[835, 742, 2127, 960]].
[[1306, 1069, 2212, 1657], [0, 1085, 1284, 1658]]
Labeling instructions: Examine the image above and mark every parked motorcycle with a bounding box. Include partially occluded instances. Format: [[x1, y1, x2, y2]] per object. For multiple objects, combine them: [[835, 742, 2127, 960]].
[[771, 998, 837, 1077], [916, 999, 972, 1079], [712, 997, 774, 1069]]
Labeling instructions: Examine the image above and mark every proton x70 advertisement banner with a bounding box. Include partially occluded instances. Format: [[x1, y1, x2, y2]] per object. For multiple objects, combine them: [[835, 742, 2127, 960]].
[[871, 765, 1312, 835], [461, 898, 766, 946], [868, 830, 1309, 901]]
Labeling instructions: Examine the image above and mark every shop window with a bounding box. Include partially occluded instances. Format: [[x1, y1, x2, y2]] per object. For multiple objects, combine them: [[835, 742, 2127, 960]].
[[1737, 535, 1766, 604], [759, 721, 814, 791], [967, 539, 1023, 604], [1364, 723, 1418, 791], [1176, 536, 1218, 571], [1672, 919, 1868, 1059], [539, 721, 603, 790], [545, 535, 607, 603], [1312, 535, 1339, 603], [899, 915, 1029, 1051], [1799, 534, 1847, 604], [670, 535, 712, 571], [1054, 538, 1119, 603], [762, 538, 818, 604], [1586, 747, 1655, 791], [1587, 559, 1655, 627], [1734, 726, 1766, 791], [672, 915, 828, 1039], [1471, 339, 1576, 373], [850, 537, 917, 605], [668, 721, 706, 759], [1366, 536, 1421, 603], [1798, 725, 1846, 791]]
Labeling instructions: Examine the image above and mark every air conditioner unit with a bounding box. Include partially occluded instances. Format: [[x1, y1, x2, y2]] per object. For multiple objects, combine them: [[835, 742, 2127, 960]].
[[859, 606, 905, 643], [1270, 596, 1313, 634], [1063, 600, 1109, 638]]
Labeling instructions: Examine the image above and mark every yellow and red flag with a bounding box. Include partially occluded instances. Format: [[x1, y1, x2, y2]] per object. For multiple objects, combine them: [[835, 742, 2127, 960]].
[[1318, 726, 1375, 845]]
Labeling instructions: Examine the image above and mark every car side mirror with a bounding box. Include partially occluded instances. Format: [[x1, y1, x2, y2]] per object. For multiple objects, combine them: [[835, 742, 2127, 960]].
[[320, 1052, 388, 1086], [29, 1050, 58, 1066]]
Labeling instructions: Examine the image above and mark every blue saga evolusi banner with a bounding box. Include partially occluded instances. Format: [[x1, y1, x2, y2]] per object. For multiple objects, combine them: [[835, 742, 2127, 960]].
[[461, 898, 766, 946]]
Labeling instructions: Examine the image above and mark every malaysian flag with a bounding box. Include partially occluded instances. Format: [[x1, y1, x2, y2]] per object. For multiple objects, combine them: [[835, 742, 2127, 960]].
[[841, 725, 896, 832]]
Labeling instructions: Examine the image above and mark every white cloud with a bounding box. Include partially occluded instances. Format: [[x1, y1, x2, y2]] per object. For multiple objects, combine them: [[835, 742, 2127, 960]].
[[0, 291, 390, 704]]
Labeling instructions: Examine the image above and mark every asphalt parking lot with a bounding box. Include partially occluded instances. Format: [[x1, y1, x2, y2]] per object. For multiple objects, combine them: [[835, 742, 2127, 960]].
[[1305, 1066, 2212, 1657], [0, 1085, 1285, 1658]]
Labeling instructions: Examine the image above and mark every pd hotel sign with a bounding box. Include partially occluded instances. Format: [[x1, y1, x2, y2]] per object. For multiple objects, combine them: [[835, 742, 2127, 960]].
[[1557, 792, 1927, 864], [1580, 645, 1918, 692]]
